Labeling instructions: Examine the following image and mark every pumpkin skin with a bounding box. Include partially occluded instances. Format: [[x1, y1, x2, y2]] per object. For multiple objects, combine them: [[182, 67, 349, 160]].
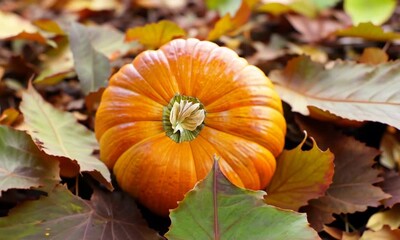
[[95, 38, 286, 216]]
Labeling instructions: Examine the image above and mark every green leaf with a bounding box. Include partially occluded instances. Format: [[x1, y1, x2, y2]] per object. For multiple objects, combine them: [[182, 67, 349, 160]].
[[335, 22, 400, 42], [269, 56, 400, 130], [166, 160, 319, 240], [35, 21, 134, 86], [67, 21, 110, 95], [19, 84, 112, 190], [0, 185, 162, 240], [344, 0, 396, 25], [0, 126, 59, 195], [206, 0, 242, 16], [311, 0, 340, 10], [265, 135, 334, 211]]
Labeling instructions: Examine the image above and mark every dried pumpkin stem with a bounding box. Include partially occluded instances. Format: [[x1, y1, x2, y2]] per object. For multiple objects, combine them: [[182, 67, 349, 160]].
[[163, 94, 205, 143]]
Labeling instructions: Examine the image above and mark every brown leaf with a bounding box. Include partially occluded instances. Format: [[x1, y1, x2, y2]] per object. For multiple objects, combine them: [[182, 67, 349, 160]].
[[270, 56, 400, 130], [286, 14, 347, 42], [358, 47, 389, 65], [298, 117, 390, 231], [379, 170, 400, 208]]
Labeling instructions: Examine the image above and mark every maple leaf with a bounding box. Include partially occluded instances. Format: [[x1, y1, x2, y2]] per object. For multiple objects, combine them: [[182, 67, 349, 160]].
[[297, 117, 390, 231]]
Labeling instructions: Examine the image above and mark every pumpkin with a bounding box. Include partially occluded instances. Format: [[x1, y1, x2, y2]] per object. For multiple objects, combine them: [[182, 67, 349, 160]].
[[95, 38, 286, 216]]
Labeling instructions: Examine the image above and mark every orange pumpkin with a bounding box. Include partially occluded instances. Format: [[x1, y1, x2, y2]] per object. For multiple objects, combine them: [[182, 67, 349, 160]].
[[95, 38, 286, 216]]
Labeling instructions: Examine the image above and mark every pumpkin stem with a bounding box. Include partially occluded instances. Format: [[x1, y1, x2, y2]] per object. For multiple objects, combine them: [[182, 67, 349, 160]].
[[163, 94, 205, 143]]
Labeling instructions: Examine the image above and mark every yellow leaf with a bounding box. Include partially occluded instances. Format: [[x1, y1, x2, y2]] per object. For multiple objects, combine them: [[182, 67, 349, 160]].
[[207, 1, 251, 41], [125, 20, 186, 49], [207, 14, 236, 41], [336, 22, 400, 42], [367, 204, 400, 231], [0, 11, 48, 44]]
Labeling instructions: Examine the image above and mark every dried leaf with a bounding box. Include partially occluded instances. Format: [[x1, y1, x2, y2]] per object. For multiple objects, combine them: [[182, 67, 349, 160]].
[[379, 131, 400, 169], [67, 22, 110, 94], [0, 185, 162, 240], [344, 0, 396, 25], [206, 0, 242, 16], [335, 22, 400, 41], [367, 204, 400, 231], [207, 1, 252, 40], [125, 20, 186, 49], [0, 126, 59, 196], [265, 135, 334, 211], [286, 14, 347, 42], [0, 11, 48, 44], [361, 226, 400, 240], [0, 108, 20, 126], [298, 118, 390, 231], [166, 160, 320, 240], [19, 84, 112, 190], [358, 47, 389, 65], [379, 171, 400, 208], [270, 56, 400, 130]]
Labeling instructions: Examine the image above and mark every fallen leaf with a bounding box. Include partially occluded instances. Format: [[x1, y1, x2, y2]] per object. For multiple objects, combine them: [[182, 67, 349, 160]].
[[258, 0, 318, 18], [206, 0, 242, 16], [265, 135, 334, 211], [379, 131, 400, 169], [67, 22, 111, 95], [358, 47, 389, 65], [126, 20, 186, 49], [298, 118, 390, 231], [135, 0, 186, 9], [367, 204, 400, 231], [19, 84, 112, 190], [0, 126, 59, 196], [323, 226, 361, 240], [270, 56, 400, 130], [0, 108, 20, 126], [207, 14, 236, 41], [0, 185, 162, 239], [361, 226, 400, 240], [35, 21, 133, 86], [335, 22, 400, 41], [34, 37, 75, 85], [379, 170, 400, 208], [33, 19, 65, 35], [344, 0, 396, 25], [286, 14, 347, 42], [207, 1, 252, 40], [166, 160, 320, 240], [0, 11, 48, 44]]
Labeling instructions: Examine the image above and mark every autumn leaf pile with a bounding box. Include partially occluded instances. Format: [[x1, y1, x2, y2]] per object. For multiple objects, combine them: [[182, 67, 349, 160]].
[[1, 0, 400, 239]]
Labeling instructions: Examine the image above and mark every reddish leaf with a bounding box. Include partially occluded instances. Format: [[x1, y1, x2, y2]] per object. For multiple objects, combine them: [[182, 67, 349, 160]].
[[298, 117, 390, 231], [0, 185, 162, 239], [379, 171, 400, 208], [265, 135, 334, 211], [0, 126, 60, 195]]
